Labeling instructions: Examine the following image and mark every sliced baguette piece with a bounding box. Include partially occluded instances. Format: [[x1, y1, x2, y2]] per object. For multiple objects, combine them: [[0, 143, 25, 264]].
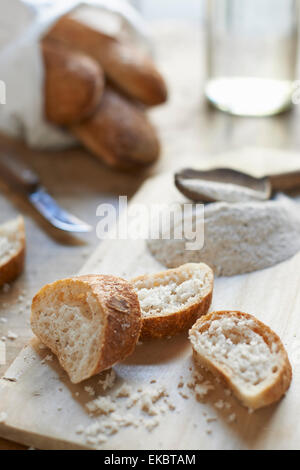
[[31, 275, 141, 384], [45, 15, 168, 106], [42, 38, 104, 125], [189, 311, 292, 410], [71, 87, 160, 169], [131, 263, 214, 340], [0, 216, 25, 288]]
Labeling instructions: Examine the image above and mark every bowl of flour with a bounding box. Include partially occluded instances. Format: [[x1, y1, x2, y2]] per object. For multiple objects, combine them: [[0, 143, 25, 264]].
[[147, 194, 300, 277]]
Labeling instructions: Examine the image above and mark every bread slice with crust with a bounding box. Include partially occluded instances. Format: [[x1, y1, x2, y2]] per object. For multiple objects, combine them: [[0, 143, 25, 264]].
[[131, 263, 214, 340], [189, 311, 292, 410], [0, 216, 25, 288], [31, 275, 141, 384]]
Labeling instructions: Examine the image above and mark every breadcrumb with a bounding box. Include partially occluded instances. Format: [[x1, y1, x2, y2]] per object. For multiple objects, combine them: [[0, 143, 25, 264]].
[[194, 381, 214, 399], [98, 369, 116, 390], [214, 400, 225, 409], [228, 413, 236, 423], [84, 386, 95, 397], [86, 397, 116, 415], [115, 383, 131, 398], [7, 331, 18, 340], [75, 425, 84, 434]]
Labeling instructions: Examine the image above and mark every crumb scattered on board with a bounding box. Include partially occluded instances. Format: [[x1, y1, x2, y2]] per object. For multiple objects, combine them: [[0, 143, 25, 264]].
[[6, 331, 18, 341], [0, 342, 241, 448], [58, 362, 240, 448]]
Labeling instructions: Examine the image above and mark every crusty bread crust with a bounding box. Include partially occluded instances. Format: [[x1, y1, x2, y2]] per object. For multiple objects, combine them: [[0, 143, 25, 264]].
[[141, 293, 213, 340], [42, 38, 104, 125], [31, 275, 141, 384], [71, 87, 160, 169], [79, 275, 141, 374], [45, 15, 167, 106], [0, 216, 26, 288], [189, 311, 292, 410], [132, 263, 214, 340]]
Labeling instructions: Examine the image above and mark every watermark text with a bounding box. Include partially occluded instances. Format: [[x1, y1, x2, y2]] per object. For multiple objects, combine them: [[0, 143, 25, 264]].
[[96, 196, 204, 251]]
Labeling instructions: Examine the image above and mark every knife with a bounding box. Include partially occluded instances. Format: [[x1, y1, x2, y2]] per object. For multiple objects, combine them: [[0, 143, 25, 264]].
[[0, 152, 92, 232]]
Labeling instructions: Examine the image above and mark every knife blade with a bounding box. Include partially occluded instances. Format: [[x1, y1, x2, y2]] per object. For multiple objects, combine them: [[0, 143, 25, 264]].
[[0, 151, 92, 233]]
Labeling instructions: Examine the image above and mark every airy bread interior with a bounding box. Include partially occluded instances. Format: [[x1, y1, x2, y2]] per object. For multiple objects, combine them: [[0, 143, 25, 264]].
[[31, 279, 104, 384], [0, 217, 24, 267], [189, 312, 286, 398], [133, 263, 212, 318]]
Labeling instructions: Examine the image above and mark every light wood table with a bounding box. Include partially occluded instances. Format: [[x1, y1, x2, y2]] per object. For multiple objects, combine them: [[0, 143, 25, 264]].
[[0, 22, 300, 449]]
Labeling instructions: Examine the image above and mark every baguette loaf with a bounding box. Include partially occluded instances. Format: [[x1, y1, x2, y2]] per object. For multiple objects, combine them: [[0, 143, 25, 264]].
[[42, 38, 104, 125], [0, 216, 25, 288], [189, 311, 292, 410], [31, 275, 141, 384], [71, 87, 160, 168], [45, 15, 168, 106], [131, 263, 214, 340]]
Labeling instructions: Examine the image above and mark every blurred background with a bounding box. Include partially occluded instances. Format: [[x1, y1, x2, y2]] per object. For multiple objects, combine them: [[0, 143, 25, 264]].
[[130, 0, 204, 22]]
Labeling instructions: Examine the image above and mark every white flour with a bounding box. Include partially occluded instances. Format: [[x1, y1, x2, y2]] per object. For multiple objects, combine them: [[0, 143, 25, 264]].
[[179, 179, 269, 203], [147, 194, 300, 276]]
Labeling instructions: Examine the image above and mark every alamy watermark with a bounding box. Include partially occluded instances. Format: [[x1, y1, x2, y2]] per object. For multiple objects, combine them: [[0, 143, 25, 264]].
[[96, 196, 204, 250], [0, 80, 6, 105]]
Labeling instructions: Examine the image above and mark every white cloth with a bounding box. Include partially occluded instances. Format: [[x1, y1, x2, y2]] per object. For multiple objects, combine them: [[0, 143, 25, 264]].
[[0, 0, 148, 149]]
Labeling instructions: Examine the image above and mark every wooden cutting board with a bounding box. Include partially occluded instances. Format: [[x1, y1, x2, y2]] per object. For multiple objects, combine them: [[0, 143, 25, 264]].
[[0, 171, 299, 450]]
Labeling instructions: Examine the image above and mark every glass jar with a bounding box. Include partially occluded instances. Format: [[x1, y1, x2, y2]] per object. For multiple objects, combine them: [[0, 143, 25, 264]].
[[205, 0, 299, 116]]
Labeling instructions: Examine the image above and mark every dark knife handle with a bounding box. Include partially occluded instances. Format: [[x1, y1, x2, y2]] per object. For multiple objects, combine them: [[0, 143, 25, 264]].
[[0, 152, 40, 194]]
